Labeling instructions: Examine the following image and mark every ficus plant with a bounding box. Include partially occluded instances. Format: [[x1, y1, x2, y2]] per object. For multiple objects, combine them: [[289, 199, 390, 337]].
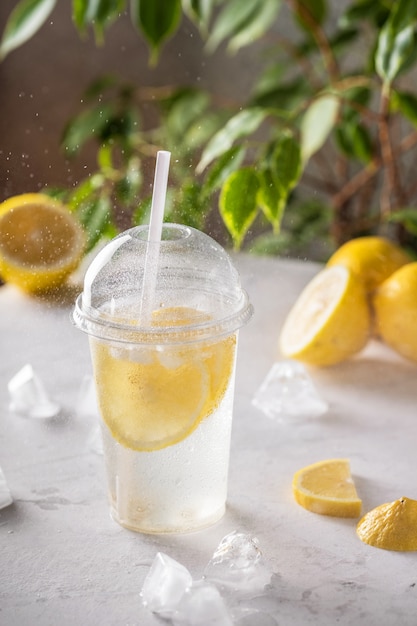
[[2, 0, 417, 258]]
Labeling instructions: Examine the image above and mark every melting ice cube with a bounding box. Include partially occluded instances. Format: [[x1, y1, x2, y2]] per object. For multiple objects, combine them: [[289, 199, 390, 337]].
[[252, 360, 328, 421], [140, 552, 193, 616], [173, 582, 233, 626], [0, 466, 13, 510], [8, 364, 61, 419], [204, 531, 272, 597]]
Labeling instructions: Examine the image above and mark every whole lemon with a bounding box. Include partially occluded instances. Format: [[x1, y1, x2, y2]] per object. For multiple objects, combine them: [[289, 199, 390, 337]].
[[372, 262, 417, 364], [326, 236, 411, 293]]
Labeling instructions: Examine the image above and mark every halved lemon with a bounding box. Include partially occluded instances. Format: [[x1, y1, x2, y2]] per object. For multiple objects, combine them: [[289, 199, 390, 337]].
[[91, 307, 236, 452], [279, 265, 371, 366], [293, 459, 362, 517], [357, 497, 417, 551], [0, 193, 85, 292], [326, 236, 411, 293]]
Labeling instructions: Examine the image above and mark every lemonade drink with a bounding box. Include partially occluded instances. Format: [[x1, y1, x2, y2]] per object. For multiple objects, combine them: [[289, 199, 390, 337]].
[[90, 307, 237, 532], [73, 224, 252, 534]]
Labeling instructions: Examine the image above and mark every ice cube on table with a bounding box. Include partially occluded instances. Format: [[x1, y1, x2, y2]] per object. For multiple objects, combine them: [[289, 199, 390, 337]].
[[173, 582, 233, 626], [252, 360, 328, 421], [204, 531, 272, 597], [8, 364, 61, 419], [140, 552, 192, 616], [0, 466, 13, 510]]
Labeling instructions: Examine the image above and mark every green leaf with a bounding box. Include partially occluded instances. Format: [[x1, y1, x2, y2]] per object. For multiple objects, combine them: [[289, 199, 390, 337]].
[[300, 94, 339, 163], [339, 0, 389, 29], [206, 0, 264, 52], [172, 182, 208, 230], [271, 133, 302, 194], [165, 89, 210, 138], [181, 0, 216, 35], [202, 145, 246, 198], [0, 0, 56, 61], [227, 0, 282, 53], [335, 120, 373, 163], [391, 90, 417, 126], [61, 103, 113, 155], [197, 108, 268, 173], [131, 0, 181, 63], [114, 157, 143, 204], [219, 167, 260, 250], [375, 0, 417, 84], [257, 169, 286, 233], [251, 76, 309, 112], [388, 208, 417, 236], [77, 195, 113, 252]]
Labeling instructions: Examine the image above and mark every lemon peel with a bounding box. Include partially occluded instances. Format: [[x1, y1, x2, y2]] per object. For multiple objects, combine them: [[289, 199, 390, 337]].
[[292, 459, 362, 518], [279, 265, 370, 367], [326, 236, 411, 293], [372, 262, 417, 364], [357, 497, 417, 551], [0, 193, 85, 293]]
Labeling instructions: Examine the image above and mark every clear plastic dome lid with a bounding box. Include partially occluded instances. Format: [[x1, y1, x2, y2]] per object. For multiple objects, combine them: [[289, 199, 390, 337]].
[[73, 224, 253, 344]]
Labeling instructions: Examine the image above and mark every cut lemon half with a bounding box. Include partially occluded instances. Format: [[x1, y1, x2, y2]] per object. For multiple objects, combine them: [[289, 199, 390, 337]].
[[0, 193, 85, 292], [357, 497, 417, 551], [91, 307, 236, 452], [279, 265, 371, 366], [326, 236, 411, 293], [292, 459, 362, 517]]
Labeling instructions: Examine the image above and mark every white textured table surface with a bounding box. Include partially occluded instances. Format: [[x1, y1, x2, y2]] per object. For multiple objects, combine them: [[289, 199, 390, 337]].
[[1, 255, 417, 625]]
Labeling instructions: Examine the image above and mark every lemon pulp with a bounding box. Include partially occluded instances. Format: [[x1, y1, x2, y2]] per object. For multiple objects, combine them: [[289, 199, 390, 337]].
[[91, 307, 236, 452], [279, 265, 370, 366], [0, 193, 85, 292], [292, 458, 362, 517]]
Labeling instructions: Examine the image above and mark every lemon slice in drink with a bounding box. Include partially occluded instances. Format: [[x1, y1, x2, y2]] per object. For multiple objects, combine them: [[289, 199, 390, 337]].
[[292, 459, 362, 517], [92, 307, 236, 452], [279, 265, 371, 366], [357, 497, 417, 551], [0, 193, 85, 292]]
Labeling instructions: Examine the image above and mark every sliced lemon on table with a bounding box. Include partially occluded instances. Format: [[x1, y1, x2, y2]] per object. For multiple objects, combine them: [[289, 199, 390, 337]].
[[279, 265, 371, 367], [0, 193, 85, 292], [326, 236, 411, 293], [372, 262, 417, 364], [357, 497, 417, 551], [91, 307, 236, 452], [292, 459, 362, 518]]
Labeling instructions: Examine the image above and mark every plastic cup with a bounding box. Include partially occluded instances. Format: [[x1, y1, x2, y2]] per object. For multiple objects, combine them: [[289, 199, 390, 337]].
[[73, 223, 252, 533]]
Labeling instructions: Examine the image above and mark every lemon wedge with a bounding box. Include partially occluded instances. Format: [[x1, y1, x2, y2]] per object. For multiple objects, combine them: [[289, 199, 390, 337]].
[[279, 265, 371, 366], [372, 262, 417, 364], [91, 307, 236, 452], [0, 193, 85, 292], [357, 497, 417, 551], [292, 459, 362, 518], [326, 236, 410, 293]]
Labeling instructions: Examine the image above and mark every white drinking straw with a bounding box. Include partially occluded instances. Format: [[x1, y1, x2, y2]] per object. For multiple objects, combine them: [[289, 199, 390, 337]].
[[139, 150, 171, 324]]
